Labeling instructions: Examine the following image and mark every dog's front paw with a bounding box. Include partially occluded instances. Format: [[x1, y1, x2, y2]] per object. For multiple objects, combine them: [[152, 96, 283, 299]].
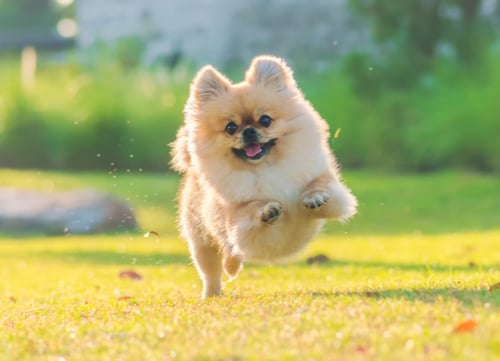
[[304, 191, 330, 209], [260, 202, 282, 224]]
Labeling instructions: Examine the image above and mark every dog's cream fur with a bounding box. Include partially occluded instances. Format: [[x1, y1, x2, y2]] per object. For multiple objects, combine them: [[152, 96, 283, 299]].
[[171, 55, 357, 298]]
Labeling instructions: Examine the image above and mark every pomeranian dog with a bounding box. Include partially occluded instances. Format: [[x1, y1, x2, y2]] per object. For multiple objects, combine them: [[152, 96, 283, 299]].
[[171, 55, 357, 298]]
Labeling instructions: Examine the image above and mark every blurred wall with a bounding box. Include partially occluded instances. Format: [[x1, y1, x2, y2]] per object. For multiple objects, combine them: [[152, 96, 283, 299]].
[[75, 0, 372, 68]]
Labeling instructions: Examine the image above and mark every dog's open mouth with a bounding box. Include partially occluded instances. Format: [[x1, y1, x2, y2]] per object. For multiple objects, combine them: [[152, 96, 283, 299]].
[[232, 139, 277, 161]]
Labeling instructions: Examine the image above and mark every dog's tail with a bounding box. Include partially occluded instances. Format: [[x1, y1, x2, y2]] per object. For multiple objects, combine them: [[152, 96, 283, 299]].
[[170, 125, 191, 173]]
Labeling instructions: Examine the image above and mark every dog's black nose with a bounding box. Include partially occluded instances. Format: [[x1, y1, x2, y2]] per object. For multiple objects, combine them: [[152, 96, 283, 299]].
[[243, 127, 257, 137], [242, 127, 259, 143]]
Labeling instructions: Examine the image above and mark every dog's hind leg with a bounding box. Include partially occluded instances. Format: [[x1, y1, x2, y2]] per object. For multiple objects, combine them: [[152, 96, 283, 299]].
[[189, 242, 223, 299]]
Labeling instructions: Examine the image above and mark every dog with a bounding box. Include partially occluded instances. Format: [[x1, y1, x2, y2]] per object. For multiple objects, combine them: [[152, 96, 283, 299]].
[[171, 55, 357, 298]]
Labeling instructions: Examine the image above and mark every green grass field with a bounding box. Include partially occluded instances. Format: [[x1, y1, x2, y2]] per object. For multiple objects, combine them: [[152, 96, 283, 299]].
[[0, 170, 499, 360]]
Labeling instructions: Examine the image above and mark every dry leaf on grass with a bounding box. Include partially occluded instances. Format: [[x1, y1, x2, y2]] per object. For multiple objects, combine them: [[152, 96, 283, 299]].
[[306, 254, 330, 265], [334, 128, 342, 139], [489, 282, 500, 291], [355, 345, 369, 353], [452, 320, 477, 333], [144, 231, 160, 238], [119, 270, 143, 280]]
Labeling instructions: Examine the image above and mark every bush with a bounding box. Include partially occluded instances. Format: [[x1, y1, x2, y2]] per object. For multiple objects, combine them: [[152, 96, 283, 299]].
[[0, 87, 52, 168], [0, 58, 189, 171], [405, 53, 500, 171], [0, 51, 498, 172], [300, 51, 500, 172]]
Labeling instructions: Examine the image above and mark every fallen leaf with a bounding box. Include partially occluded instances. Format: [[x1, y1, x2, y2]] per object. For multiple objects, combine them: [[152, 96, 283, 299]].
[[363, 290, 381, 298], [307, 254, 330, 265], [144, 231, 160, 238], [119, 270, 142, 280], [452, 320, 477, 333], [355, 345, 369, 353], [489, 282, 500, 291], [334, 128, 342, 139]]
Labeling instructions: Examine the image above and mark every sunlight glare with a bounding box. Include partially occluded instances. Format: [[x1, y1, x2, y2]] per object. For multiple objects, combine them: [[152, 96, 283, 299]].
[[57, 18, 78, 38], [55, 0, 74, 6]]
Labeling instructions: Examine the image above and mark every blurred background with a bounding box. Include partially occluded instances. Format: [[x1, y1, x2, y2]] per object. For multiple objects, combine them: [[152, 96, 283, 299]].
[[0, 0, 499, 173]]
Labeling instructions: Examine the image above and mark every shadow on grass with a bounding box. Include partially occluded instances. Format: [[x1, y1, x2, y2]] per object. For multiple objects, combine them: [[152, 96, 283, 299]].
[[29, 250, 497, 271], [13, 250, 499, 306], [36, 250, 190, 266], [299, 258, 499, 272], [302, 287, 500, 307]]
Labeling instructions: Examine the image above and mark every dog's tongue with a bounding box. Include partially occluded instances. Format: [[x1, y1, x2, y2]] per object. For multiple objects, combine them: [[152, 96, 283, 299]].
[[244, 144, 262, 157]]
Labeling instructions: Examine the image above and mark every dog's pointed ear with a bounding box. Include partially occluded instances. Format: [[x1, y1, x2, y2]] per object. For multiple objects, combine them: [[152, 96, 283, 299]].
[[191, 65, 231, 102], [245, 55, 296, 91]]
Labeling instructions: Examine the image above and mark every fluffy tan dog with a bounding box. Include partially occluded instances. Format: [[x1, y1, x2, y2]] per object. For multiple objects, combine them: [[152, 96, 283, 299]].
[[171, 55, 357, 298]]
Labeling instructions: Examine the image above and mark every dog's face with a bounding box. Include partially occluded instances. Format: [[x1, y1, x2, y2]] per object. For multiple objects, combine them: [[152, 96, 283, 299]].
[[227, 114, 277, 163], [184, 56, 306, 168]]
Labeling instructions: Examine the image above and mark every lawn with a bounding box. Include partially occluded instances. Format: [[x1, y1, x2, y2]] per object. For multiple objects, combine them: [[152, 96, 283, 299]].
[[0, 169, 499, 360]]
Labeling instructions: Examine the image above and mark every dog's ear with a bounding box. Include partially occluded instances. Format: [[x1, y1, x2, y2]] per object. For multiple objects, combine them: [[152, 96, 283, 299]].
[[245, 55, 296, 91], [191, 65, 231, 102]]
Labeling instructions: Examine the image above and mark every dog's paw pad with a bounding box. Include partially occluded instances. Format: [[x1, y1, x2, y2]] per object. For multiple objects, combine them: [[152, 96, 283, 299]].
[[261, 202, 282, 224], [304, 192, 330, 209]]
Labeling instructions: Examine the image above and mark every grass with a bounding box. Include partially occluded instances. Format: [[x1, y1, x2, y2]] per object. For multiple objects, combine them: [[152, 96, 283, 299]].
[[0, 169, 499, 360]]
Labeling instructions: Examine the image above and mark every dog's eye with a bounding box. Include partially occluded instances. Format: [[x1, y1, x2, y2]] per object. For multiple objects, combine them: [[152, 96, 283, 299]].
[[258, 115, 272, 128], [225, 122, 238, 135]]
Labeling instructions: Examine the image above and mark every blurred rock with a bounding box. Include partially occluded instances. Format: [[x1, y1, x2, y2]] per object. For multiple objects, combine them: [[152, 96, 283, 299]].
[[0, 188, 137, 235]]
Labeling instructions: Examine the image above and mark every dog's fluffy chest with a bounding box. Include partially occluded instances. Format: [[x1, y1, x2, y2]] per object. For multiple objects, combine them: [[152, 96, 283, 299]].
[[215, 164, 314, 205], [196, 144, 331, 227]]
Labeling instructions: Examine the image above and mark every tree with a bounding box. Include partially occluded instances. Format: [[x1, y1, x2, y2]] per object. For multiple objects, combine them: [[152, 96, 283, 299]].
[[347, 0, 497, 92], [0, 0, 58, 32], [0, 0, 75, 50]]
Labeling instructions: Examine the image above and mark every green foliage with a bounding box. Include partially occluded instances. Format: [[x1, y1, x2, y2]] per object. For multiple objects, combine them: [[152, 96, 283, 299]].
[[348, 0, 496, 90], [0, 0, 66, 36], [332, 1, 499, 171], [405, 55, 500, 171], [0, 87, 51, 168], [0, 49, 499, 172], [301, 51, 500, 172], [0, 59, 189, 171]]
